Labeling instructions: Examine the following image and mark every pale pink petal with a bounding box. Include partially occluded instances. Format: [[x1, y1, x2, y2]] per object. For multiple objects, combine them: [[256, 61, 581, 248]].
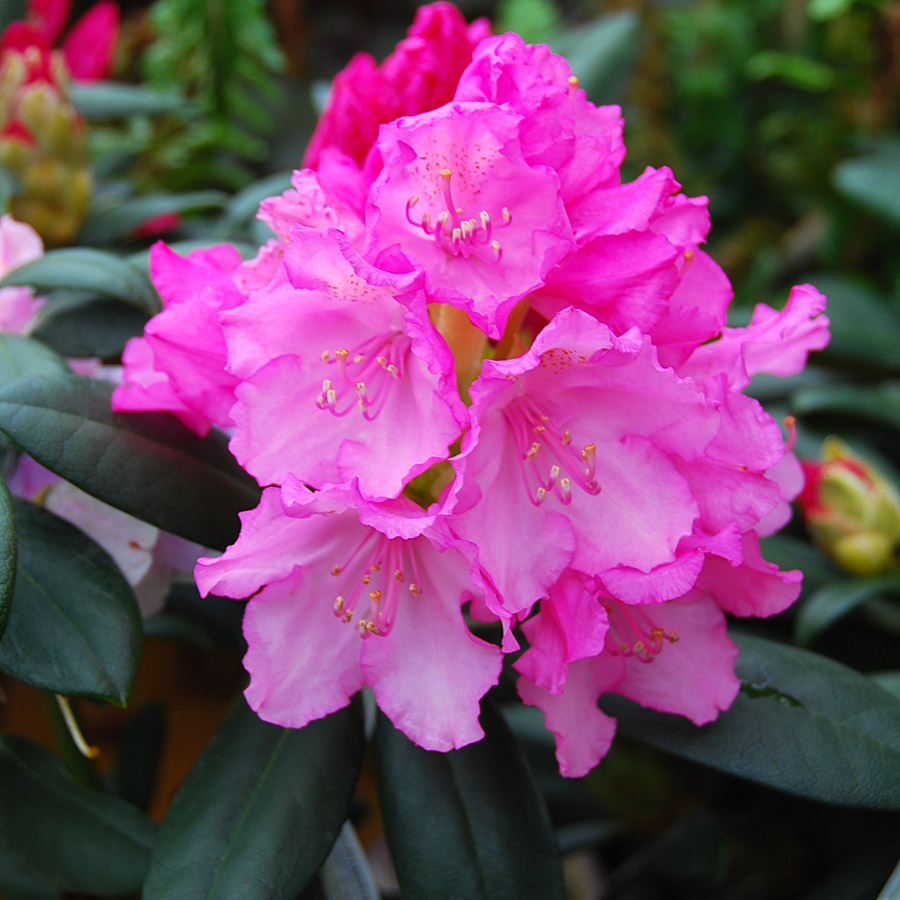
[[243, 568, 365, 727], [517, 654, 624, 778], [680, 284, 830, 388], [361, 536, 502, 750], [611, 592, 739, 725], [697, 531, 802, 618]]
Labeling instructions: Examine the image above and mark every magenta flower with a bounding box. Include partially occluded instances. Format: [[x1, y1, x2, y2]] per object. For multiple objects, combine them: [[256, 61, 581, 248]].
[[113, 7, 830, 773], [112, 242, 245, 435], [0, 214, 45, 333], [303, 2, 489, 171]]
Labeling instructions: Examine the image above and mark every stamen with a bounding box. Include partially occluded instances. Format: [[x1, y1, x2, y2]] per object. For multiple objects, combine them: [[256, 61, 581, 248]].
[[319, 331, 409, 420], [505, 397, 602, 505], [783, 415, 797, 453], [567, 75, 579, 99], [604, 600, 680, 662]]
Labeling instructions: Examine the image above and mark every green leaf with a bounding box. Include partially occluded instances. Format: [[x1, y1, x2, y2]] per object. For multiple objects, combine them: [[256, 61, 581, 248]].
[[33, 296, 148, 359], [78, 190, 227, 245], [0, 498, 141, 703], [0, 249, 161, 315], [0, 374, 260, 550], [0, 736, 156, 895], [808, 0, 856, 20], [215, 171, 292, 239], [0, 167, 22, 212], [551, 12, 640, 105], [0, 829, 64, 900], [374, 702, 564, 900], [795, 574, 900, 646], [792, 381, 900, 431], [70, 81, 197, 118], [0, 0, 26, 33], [810, 274, 900, 374], [833, 154, 900, 227], [602, 632, 900, 808], [143, 696, 364, 900], [0, 479, 15, 640], [0, 333, 70, 392]]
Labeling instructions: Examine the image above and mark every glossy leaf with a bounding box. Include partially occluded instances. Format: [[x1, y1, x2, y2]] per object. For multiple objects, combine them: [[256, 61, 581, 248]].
[[791, 382, 900, 432], [0, 375, 260, 550], [0, 333, 69, 391], [0, 480, 14, 640], [551, 12, 640, 105], [794, 574, 900, 646], [0, 499, 141, 703], [811, 274, 900, 374], [33, 296, 148, 359], [374, 702, 564, 900], [0, 249, 161, 315], [602, 632, 900, 808], [215, 171, 292, 239], [0, 736, 156, 895], [0, 830, 62, 900], [833, 153, 900, 227], [143, 696, 365, 900], [70, 81, 197, 118]]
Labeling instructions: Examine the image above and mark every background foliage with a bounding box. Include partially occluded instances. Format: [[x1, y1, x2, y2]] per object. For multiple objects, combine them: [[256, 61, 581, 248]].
[[3, 0, 900, 898]]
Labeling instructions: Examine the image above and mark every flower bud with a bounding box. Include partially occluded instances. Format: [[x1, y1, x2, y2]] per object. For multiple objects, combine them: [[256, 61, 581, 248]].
[[799, 437, 900, 576], [0, 42, 91, 245]]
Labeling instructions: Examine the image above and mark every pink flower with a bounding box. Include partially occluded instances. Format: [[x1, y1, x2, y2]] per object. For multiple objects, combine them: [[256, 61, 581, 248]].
[[22, 0, 119, 82], [0, 214, 45, 333], [366, 101, 575, 338], [222, 226, 466, 500], [304, 2, 489, 170], [113, 242, 245, 435], [195, 484, 502, 751], [111, 8, 830, 769]]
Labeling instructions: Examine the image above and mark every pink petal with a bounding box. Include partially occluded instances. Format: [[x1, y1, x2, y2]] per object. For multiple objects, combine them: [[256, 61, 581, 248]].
[[518, 654, 624, 778], [361, 536, 502, 750], [243, 568, 365, 727], [62, 1, 119, 82], [610, 592, 740, 725]]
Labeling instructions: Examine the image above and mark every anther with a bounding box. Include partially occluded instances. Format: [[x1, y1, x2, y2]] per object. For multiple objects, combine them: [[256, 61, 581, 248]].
[[502, 207, 511, 224], [490, 240, 502, 260], [536, 486, 547, 504], [322, 350, 330, 363], [394, 569, 404, 582], [369, 589, 383, 602], [527, 441, 541, 460], [331, 564, 341, 576], [334, 348, 349, 359], [562, 430, 572, 445], [409, 583, 421, 595]]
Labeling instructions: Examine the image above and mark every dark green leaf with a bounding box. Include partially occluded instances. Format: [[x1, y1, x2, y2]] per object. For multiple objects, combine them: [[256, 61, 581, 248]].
[[0, 0, 26, 33], [143, 696, 364, 900], [215, 171, 292, 239], [0, 736, 156, 895], [792, 382, 900, 431], [758, 533, 842, 594], [374, 702, 564, 900], [78, 190, 227, 245], [602, 632, 900, 808], [0, 498, 141, 703], [795, 574, 900, 646], [70, 81, 197, 118], [0, 374, 260, 549], [0, 479, 14, 640], [0, 829, 63, 900], [551, 12, 640, 104], [811, 275, 900, 374], [0, 333, 69, 391], [0, 249, 160, 315], [33, 296, 148, 359], [833, 154, 900, 227]]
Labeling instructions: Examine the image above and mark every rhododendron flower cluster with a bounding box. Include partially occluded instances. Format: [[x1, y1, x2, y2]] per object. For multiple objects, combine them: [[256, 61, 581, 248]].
[[114, 3, 829, 774]]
